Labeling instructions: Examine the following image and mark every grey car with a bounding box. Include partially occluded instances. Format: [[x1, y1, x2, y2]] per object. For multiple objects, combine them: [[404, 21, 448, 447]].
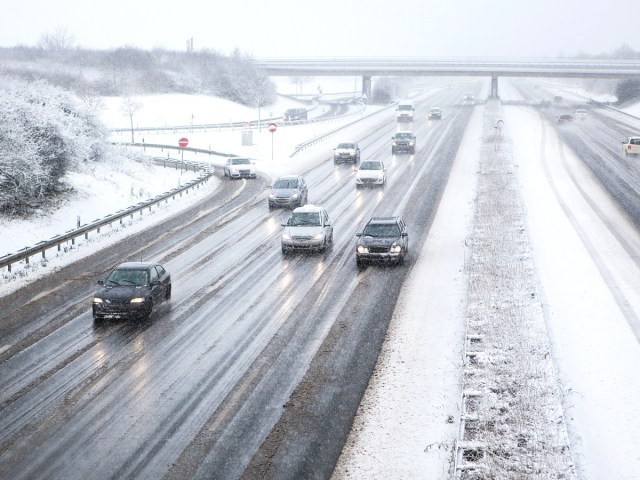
[[391, 131, 416, 154], [268, 175, 308, 209], [281, 205, 333, 253]]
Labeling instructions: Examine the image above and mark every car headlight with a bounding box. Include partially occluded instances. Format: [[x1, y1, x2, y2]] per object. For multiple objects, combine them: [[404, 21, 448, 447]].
[[409, 141, 415, 146], [93, 297, 103, 304], [130, 297, 146, 304], [390, 245, 402, 253], [357, 245, 369, 254], [313, 233, 324, 240], [282, 232, 291, 240], [392, 142, 397, 146], [291, 193, 299, 199]]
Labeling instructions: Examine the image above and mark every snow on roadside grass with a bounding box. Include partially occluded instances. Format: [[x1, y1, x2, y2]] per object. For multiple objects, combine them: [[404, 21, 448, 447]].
[[458, 100, 575, 479], [0, 152, 212, 295]]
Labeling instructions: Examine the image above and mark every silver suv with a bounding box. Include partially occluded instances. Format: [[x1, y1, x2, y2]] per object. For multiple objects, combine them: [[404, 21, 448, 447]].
[[268, 175, 308, 210], [281, 205, 333, 254]]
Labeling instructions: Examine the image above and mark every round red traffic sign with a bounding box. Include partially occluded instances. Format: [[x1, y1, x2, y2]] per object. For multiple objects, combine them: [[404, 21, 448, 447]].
[[178, 137, 189, 147], [268, 123, 277, 133]]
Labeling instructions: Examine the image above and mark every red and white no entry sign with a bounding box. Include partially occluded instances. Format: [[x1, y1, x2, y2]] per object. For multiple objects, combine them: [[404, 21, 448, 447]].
[[268, 123, 277, 133], [178, 137, 189, 147]]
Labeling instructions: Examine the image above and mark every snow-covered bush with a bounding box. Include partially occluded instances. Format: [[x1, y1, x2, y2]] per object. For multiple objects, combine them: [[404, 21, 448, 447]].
[[0, 74, 109, 216]]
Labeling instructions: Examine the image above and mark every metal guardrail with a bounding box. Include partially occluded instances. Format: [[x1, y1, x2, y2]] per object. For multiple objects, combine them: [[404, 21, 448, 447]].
[[0, 158, 215, 273], [109, 97, 369, 135], [290, 101, 396, 156], [1, 99, 388, 274]]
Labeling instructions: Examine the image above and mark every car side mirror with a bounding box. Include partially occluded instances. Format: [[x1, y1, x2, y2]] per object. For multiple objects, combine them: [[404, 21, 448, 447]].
[[356, 233, 362, 237], [151, 280, 161, 286], [97, 280, 104, 286], [281, 223, 287, 227], [402, 232, 408, 237]]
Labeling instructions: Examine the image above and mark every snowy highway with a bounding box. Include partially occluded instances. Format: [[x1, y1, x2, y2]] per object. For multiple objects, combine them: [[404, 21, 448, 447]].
[[1, 79, 640, 479]]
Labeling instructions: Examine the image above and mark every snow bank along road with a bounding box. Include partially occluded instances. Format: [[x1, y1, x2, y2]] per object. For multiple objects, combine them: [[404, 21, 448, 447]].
[[2, 82, 640, 479]]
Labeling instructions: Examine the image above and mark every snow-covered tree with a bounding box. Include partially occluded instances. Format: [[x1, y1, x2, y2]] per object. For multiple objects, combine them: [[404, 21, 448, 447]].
[[0, 75, 109, 216]]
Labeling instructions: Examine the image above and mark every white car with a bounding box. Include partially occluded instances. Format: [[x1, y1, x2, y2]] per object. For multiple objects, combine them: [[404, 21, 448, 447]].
[[356, 160, 386, 188], [574, 108, 587, 120], [223, 157, 257, 179], [622, 137, 640, 156], [281, 205, 333, 254]]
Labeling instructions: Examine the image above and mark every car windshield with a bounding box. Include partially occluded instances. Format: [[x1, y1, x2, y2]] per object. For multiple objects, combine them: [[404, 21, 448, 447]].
[[231, 158, 250, 165], [395, 133, 412, 139], [337, 143, 355, 149], [631, 138, 640, 145], [274, 178, 298, 189], [105, 268, 148, 286], [287, 212, 321, 226], [398, 105, 412, 111], [362, 223, 401, 237], [359, 162, 382, 171]]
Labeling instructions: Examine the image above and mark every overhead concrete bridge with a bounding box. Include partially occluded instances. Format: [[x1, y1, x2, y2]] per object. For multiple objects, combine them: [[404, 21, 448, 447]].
[[255, 57, 640, 98]]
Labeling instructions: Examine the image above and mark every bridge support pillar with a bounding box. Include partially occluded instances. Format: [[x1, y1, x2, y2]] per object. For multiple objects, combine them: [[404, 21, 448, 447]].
[[490, 75, 499, 99], [362, 76, 372, 103]]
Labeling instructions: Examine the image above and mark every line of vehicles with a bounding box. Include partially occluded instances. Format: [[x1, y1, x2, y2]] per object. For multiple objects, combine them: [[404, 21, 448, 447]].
[[91, 98, 442, 322]]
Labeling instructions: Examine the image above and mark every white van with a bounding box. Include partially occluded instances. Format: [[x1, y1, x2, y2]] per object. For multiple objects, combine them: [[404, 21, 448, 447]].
[[622, 137, 640, 156], [396, 101, 414, 122]]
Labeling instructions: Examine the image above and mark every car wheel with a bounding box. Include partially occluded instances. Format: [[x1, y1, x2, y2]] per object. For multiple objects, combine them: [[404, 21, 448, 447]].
[[356, 258, 365, 269], [282, 246, 289, 255], [140, 299, 153, 321], [165, 284, 172, 301]]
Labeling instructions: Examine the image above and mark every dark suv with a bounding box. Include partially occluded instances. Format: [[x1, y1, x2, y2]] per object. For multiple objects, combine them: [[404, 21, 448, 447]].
[[355, 216, 409, 266], [392, 131, 416, 154]]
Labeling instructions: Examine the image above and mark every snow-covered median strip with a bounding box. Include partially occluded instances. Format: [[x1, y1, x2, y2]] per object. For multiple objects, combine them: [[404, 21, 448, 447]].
[[457, 100, 575, 478]]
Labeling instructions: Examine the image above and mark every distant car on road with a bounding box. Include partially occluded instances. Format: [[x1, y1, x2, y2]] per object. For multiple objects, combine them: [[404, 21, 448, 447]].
[[556, 114, 573, 125], [268, 175, 308, 210], [223, 157, 256, 179], [355, 216, 409, 267], [574, 108, 587, 120], [463, 93, 475, 106], [356, 160, 386, 188], [428, 107, 442, 120], [333, 142, 361, 164], [391, 131, 416, 154], [283, 108, 308, 122], [622, 136, 640, 156], [396, 101, 415, 122], [281, 205, 333, 254], [93, 262, 171, 321]]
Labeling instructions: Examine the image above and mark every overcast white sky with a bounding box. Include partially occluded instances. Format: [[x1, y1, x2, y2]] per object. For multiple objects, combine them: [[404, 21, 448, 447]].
[[2, 0, 638, 58]]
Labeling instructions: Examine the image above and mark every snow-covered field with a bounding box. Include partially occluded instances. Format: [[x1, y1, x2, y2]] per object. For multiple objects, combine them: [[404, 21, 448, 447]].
[[2, 77, 640, 479]]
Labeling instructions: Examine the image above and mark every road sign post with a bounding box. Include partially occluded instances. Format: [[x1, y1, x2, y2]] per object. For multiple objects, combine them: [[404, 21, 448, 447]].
[[268, 123, 277, 161], [178, 137, 188, 162]]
